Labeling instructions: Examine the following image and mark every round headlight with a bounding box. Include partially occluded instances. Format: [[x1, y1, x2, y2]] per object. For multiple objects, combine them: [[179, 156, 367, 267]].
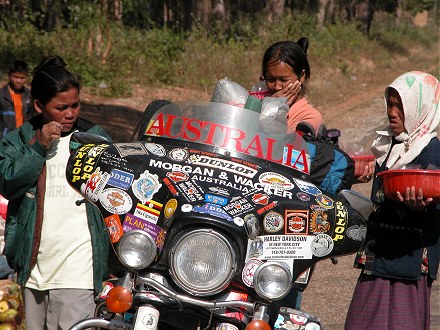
[[169, 229, 237, 296], [117, 230, 157, 269], [253, 261, 292, 300]]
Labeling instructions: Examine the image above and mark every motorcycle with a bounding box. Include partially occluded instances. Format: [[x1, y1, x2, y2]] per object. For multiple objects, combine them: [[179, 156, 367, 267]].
[[67, 100, 371, 330]]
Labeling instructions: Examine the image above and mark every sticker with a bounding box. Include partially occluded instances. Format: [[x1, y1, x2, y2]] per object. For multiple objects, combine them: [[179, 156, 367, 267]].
[[132, 170, 162, 204], [181, 204, 192, 212], [166, 171, 188, 182], [208, 186, 230, 197], [259, 172, 294, 190], [296, 192, 310, 202], [223, 196, 254, 217], [163, 177, 179, 196], [114, 142, 148, 157], [216, 323, 239, 330], [247, 237, 264, 258], [260, 235, 314, 259], [285, 210, 308, 234], [346, 225, 367, 242], [294, 179, 322, 196], [309, 205, 330, 234], [176, 180, 204, 202], [145, 143, 166, 157], [187, 154, 258, 178], [167, 148, 189, 161], [194, 203, 232, 221], [204, 193, 228, 206], [100, 188, 133, 214], [290, 314, 307, 325], [333, 201, 348, 242], [164, 199, 178, 218], [263, 211, 284, 233], [108, 169, 134, 190], [315, 194, 334, 209], [305, 322, 321, 330], [123, 213, 166, 250], [81, 168, 110, 202], [233, 217, 244, 226], [256, 201, 278, 215], [252, 193, 269, 205], [134, 201, 163, 224], [104, 214, 124, 243], [311, 234, 334, 257], [242, 258, 263, 287], [294, 267, 312, 285]]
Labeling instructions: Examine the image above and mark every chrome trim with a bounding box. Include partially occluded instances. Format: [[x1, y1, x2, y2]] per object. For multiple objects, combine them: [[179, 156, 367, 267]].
[[69, 318, 131, 330]]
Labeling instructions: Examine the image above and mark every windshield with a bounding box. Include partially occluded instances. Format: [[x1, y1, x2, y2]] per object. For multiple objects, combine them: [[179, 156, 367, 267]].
[[138, 101, 310, 174]]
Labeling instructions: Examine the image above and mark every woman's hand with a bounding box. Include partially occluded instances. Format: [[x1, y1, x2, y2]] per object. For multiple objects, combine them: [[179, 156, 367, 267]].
[[38, 121, 62, 149], [396, 186, 433, 212], [272, 81, 301, 107], [355, 160, 375, 184]]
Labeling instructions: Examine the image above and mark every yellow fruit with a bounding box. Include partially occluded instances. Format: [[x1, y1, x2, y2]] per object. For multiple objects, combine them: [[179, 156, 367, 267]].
[[0, 300, 9, 313], [0, 308, 17, 323], [5, 296, 20, 310], [0, 323, 16, 330]]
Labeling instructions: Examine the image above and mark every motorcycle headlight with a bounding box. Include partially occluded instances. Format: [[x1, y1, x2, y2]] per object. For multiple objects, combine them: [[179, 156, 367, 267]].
[[253, 261, 292, 300], [117, 230, 157, 269], [169, 229, 237, 296]]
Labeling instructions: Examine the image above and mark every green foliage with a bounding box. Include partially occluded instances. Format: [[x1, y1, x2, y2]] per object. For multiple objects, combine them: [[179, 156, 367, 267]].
[[404, 0, 435, 15]]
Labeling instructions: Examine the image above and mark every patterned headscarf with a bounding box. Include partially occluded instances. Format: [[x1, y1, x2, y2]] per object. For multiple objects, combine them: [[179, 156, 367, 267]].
[[371, 71, 440, 169]]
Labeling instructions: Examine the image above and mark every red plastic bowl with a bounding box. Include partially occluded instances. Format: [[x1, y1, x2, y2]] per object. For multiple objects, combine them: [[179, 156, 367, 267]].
[[377, 169, 440, 202], [249, 91, 271, 100], [351, 155, 375, 177]]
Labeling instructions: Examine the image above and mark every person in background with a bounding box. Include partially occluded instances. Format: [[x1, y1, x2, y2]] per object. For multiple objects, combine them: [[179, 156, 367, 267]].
[[0, 60, 34, 138], [0, 55, 112, 330], [345, 71, 440, 330], [260, 38, 323, 136]]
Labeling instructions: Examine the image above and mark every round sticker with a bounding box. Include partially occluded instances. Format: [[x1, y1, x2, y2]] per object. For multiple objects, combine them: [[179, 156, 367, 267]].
[[181, 204, 192, 213], [263, 211, 284, 233], [164, 199, 178, 218], [242, 258, 263, 287], [311, 234, 334, 257], [99, 188, 133, 215]]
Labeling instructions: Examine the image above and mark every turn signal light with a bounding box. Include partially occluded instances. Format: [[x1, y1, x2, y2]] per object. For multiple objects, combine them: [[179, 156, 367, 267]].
[[245, 320, 271, 330], [105, 286, 133, 313]]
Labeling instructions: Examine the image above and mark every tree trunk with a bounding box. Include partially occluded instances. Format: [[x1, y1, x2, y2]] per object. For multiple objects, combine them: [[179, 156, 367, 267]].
[[194, 0, 211, 28], [266, 0, 285, 23]]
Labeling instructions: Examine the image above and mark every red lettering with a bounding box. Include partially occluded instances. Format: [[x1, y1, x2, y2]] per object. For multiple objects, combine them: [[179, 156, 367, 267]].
[[292, 148, 309, 174], [145, 113, 165, 136], [220, 127, 246, 151], [265, 138, 283, 164], [183, 118, 205, 141], [203, 122, 225, 145]]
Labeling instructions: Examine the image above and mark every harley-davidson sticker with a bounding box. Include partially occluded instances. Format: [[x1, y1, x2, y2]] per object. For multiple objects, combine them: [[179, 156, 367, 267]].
[[145, 143, 166, 157], [311, 234, 334, 257], [132, 170, 162, 204], [259, 172, 294, 190], [263, 211, 284, 233], [309, 205, 330, 234], [164, 199, 178, 218], [104, 214, 123, 243], [108, 169, 134, 190], [187, 154, 258, 178], [252, 193, 269, 205], [297, 192, 310, 202], [346, 225, 367, 242], [315, 194, 334, 209], [285, 211, 308, 234], [242, 258, 263, 287], [260, 235, 314, 259], [166, 171, 188, 182], [293, 179, 322, 196], [194, 203, 232, 221], [168, 148, 189, 161], [114, 142, 147, 157], [100, 188, 133, 214]]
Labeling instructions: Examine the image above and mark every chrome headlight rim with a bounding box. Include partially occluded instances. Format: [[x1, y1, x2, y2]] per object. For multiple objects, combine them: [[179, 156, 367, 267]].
[[169, 228, 237, 296], [253, 261, 292, 301], [117, 229, 157, 269]]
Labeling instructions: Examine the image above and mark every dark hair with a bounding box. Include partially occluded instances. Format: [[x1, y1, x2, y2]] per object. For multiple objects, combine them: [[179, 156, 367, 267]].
[[31, 55, 81, 106], [261, 38, 310, 81], [9, 60, 29, 75]]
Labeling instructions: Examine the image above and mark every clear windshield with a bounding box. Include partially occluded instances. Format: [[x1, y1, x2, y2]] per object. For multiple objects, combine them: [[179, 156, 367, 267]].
[[139, 101, 310, 174]]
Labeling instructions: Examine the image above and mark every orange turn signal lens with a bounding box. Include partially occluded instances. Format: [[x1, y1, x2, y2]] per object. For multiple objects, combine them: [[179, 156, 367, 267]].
[[105, 286, 133, 313], [245, 320, 271, 330]]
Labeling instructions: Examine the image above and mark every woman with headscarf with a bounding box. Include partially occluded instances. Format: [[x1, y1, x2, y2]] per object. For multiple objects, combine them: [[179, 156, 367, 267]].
[[345, 71, 440, 330]]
